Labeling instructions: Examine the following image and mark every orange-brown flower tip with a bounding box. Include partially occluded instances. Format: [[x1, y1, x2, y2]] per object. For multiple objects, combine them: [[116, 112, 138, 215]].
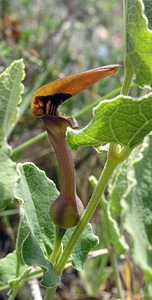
[[31, 64, 120, 117], [101, 64, 121, 73]]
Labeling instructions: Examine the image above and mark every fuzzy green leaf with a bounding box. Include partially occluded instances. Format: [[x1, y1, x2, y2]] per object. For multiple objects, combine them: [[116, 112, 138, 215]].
[[108, 148, 139, 216], [0, 59, 25, 143], [89, 176, 128, 255], [15, 218, 30, 266], [0, 251, 28, 290], [15, 162, 58, 254], [22, 233, 60, 287], [126, 0, 152, 87], [15, 163, 98, 273], [101, 199, 128, 255], [89, 175, 128, 255], [63, 224, 98, 271], [68, 93, 152, 149], [0, 143, 17, 209], [123, 134, 152, 278]]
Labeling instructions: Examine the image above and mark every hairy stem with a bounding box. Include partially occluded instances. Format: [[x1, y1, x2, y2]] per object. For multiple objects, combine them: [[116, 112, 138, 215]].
[[101, 201, 124, 300], [8, 287, 19, 300], [121, 56, 133, 95], [44, 286, 57, 300], [50, 226, 65, 264], [109, 246, 124, 300], [121, 0, 133, 96]]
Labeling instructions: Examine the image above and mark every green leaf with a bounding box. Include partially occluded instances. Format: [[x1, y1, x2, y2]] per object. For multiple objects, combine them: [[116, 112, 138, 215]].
[[22, 233, 60, 287], [14, 161, 60, 287], [143, 0, 152, 29], [108, 164, 129, 216], [0, 143, 17, 210], [126, 0, 152, 87], [15, 218, 30, 266], [15, 163, 98, 273], [89, 176, 128, 256], [68, 93, 152, 149], [0, 59, 25, 143], [108, 148, 139, 216], [122, 134, 152, 278], [63, 224, 98, 271], [14, 162, 59, 254], [101, 199, 128, 255], [0, 251, 28, 290]]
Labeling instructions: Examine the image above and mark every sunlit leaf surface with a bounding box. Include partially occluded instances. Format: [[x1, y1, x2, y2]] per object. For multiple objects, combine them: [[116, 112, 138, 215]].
[[126, 0, 152, 87], [68, 93, 152, 149]]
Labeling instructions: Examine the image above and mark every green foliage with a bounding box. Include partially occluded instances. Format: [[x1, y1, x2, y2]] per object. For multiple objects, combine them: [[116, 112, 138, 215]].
[[14, 162, 98, 285], [1, 1, 152, 299], [123, 135, 152, 278], [126, 0, 152, 87], [0, 60, 25, 210], [89, 176, 128, 255], [64, 224, 98, 271], [22, 233, 60, 287], [0, 60, 25, 143], [108, 148, 139, 216], [101, 198, 128, 255], [0, 144, 17, 209], [15, 163, 58, 253], [108, 134, 152, 296], [0, 251, 28, 290], [68, 93, 152, 149]]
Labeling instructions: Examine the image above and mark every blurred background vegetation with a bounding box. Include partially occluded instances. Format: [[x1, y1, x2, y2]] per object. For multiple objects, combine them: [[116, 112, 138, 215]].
[[0, 1, 143, 299], [0, 0, 123, 187]]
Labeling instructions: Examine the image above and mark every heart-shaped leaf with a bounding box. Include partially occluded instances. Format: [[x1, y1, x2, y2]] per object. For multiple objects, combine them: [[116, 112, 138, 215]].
[[68, 93, 152, 150]]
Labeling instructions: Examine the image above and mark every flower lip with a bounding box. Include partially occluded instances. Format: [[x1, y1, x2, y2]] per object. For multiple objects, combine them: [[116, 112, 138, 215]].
[[32, 93, 72, 117]]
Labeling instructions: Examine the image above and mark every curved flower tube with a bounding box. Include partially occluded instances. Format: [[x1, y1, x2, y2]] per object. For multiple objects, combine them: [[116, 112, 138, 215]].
[[31, 65, 120, 228]]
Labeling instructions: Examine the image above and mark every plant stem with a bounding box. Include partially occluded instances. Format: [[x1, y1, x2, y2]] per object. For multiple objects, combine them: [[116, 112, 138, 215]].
[[92, 254, 109, 295], [0, 208, 19, 217], [121, 0, 133, 96], [0, 249, 108, 292], [50, 241, 62, 265], [109, 246, 124, 300], [50, 227, 66, 264], [8, 286, 19, 300], [100, 199, 124, 299], [54, 152, 119, 276], [92, 158, 125, 299], [121, 56, 133, 96], [44, 286, 57, 300]]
